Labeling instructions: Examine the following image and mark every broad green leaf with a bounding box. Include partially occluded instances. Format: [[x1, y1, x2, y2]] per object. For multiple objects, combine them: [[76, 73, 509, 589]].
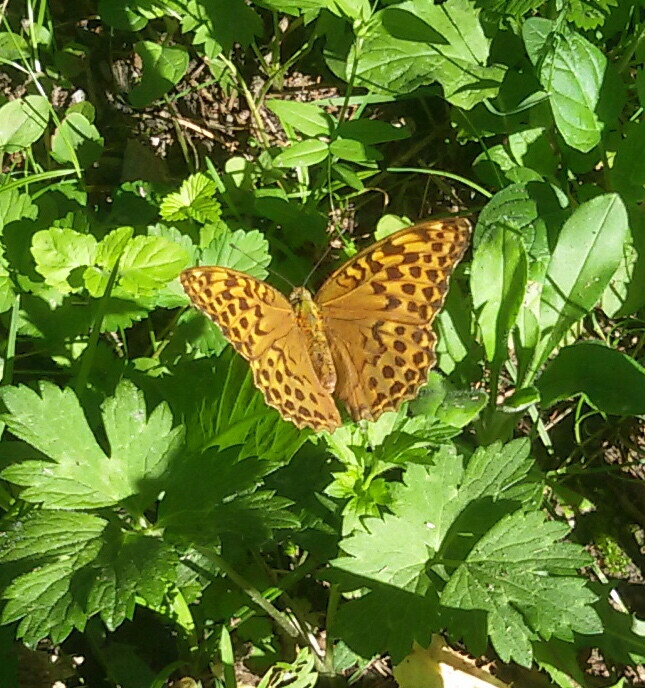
[[0, 95, 49, 154], [331, 163, 365, 191], [0, 510, 178, 645], [129, 41, 189, 108], [611, 121, 645, 202], [31, 227, 97, 293], [183, 0, 262, 57], [332, 440, 535, 589], [50, 112, 104, 167], [524, 19, 605, 153], [0, 187, 38, 230], [442, 511, 600, 667], [473, 128, 557, 184], [471, 225, 527, 366], [0, 31, 29, 60], [473, 183, 558, 283], [87, 531, 177, 630], [331, 440, 548, 662], [159, 172, 222, 224], [336, 119, 410, 144], [537, 341, 645, 415], [267, 99, 334, 137], [98, 0, 148, 30], [273, 139, 329, 167], [355, 0, 505, 108], [119, 235, 189, 294], [1, 380, 183, 509], [329, 137, 382, 162], [0, 261, 14, 313], [530, 193, 629, 376], [200, 228, 270, 279]]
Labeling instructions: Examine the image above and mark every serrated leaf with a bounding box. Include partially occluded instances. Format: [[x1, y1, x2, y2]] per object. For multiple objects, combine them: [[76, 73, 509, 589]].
[[354, 0, 505, 108], [84, 226, 134, 297], [89, 530, 177, 630], [441, 511, 600, 666], [31, 227, 97, 293], [1, 380, 183, 509], [0, 512, 106, 644], [119, 235, 189, 294], [159, 172, 222, 224], [199, 228, 270, 280]]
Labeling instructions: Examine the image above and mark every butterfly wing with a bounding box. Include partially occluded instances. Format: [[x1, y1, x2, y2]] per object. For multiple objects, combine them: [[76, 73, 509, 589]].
[[180, 267, 341, 432], [315, 219, 471, 421]]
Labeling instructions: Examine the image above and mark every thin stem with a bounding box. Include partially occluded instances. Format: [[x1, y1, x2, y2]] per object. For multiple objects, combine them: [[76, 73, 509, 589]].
[[195, 547, 301, 641], [218, 54, 270, 149]]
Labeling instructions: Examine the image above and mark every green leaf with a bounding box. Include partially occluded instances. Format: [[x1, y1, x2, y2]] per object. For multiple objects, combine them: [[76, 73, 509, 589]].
[[537, 341, 645, 415], [0, 31, 29, 60], [331, 163, 364, 191], [611, 121, 645, 202], [523, 20, 605, 153], [0, 510, 178, 644], [332, 440, 535, 589], [331, 440, 549, 661], [329, 137, 382, 163], [88, 530, 177, 630], [0, 512, 105, 644], [159, 172, 222, 224], [441, 511, 600, 667], [184, 0, 262, 57], [531, 193, 629, 375], [273, 139, 329, 167], [129, 41, 189, 108], [266, 99, 334, 137], [471, 225, 527, 366], [355, 0, 505, 108], [473, 128, 557, 184], [337, 119, 410, 144], [0, 261, 15, 313], [50, 112, 104, 167], [1, 380, 183, 509], [84, 226, 134, 297], [98, 0, 148, 31], [200, 228, 271, 279], [31, 227, 97, 293], [0, 95, 50, 154], [119, 235, 190, 294]]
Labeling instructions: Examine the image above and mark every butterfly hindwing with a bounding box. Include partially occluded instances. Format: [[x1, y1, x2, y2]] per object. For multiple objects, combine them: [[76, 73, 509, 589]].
[[180, 267, 341, 432]]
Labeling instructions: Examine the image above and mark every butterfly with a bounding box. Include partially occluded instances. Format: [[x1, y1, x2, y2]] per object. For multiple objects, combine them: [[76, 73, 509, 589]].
[[180, 218, 471, 433]]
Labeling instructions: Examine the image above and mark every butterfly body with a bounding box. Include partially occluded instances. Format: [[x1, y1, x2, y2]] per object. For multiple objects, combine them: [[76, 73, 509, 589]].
[[181, 218, 471, 433], [290, 287, 337, 394]]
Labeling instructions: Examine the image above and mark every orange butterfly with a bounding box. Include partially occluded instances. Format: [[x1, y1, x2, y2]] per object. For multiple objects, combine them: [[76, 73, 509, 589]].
[[181, 219, 471, 432]]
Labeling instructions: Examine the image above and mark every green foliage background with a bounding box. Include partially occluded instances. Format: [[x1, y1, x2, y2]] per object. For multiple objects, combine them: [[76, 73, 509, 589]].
[[0, 0, 643, 686]]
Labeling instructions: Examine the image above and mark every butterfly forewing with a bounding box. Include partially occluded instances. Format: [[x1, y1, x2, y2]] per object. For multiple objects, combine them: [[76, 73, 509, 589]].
[[180, 267, 341, 432], [315, 219, 471, 422]]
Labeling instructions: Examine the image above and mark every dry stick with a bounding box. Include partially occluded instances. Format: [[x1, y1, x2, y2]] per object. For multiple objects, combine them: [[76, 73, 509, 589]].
[[217, 54, 271, 150]]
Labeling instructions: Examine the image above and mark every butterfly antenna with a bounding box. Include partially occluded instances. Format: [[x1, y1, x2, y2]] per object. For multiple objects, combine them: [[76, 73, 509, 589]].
[[302, 219, 355, 289], [229, 242, 296, 291]]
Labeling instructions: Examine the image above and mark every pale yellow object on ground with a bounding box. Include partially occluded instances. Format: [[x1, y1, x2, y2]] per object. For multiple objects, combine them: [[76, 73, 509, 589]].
[[394, 636, 510, 688]]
